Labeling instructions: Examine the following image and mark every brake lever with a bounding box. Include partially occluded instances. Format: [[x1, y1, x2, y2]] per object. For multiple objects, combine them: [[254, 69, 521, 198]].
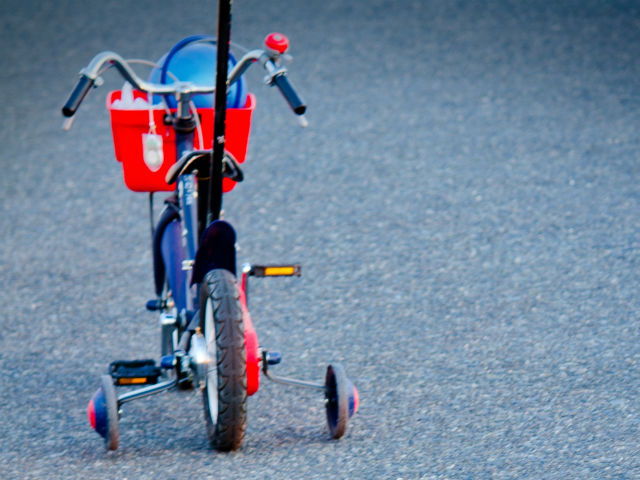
[[222, 152, 244, 182]]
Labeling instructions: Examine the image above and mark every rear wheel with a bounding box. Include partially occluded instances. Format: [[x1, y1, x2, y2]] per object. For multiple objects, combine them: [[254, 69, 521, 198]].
[[200, 268, 247, 451]]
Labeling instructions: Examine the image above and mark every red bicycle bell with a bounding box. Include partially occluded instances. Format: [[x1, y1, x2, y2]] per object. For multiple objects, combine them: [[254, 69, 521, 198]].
[[264, 32, 289, 54]]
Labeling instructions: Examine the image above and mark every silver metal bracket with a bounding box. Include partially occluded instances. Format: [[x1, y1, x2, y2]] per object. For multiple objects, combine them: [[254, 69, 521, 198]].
[[261, 350, 325, 392]]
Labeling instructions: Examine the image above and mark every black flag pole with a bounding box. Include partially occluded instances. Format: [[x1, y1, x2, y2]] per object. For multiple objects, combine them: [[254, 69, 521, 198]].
[[208, 0, 232, 224]]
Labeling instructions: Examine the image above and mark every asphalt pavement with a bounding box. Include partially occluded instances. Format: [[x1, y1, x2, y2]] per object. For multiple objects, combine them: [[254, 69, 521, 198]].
[[1, 0, 639, 478]]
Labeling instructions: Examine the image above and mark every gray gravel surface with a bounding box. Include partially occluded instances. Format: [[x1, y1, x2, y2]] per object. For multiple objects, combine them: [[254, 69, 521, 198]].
[[1, 0, 640, 478]]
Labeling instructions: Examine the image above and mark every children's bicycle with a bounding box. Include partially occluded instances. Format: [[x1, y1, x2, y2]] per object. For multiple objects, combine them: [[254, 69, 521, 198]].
[[62, 2, 358, 451]]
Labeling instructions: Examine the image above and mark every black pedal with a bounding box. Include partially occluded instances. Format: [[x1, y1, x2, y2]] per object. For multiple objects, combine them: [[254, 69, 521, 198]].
[[109, 359, 162, 386]]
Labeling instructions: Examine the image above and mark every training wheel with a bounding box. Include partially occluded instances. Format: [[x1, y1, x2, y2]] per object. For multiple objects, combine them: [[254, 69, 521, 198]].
[[87, 374, 120, 450], [324, 364, 359, 439]]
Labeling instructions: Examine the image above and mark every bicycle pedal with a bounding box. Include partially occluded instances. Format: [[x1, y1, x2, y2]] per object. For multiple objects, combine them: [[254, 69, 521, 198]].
[[248, 264, 301, 278], [109, 359, 162, 386]]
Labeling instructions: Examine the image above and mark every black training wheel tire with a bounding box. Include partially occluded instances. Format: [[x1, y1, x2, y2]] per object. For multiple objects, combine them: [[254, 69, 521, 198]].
[[100, 374, 119, 450], [200, 269, 247, 451], [325, 364, 349, 439]]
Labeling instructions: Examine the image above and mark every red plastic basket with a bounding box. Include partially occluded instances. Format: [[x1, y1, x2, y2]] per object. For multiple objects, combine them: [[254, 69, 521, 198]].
[[107, 90, 255, 193]]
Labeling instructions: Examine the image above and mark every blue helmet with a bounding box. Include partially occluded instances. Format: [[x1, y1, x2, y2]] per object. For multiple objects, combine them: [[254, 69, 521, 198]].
[[149, 35, 247, 109]]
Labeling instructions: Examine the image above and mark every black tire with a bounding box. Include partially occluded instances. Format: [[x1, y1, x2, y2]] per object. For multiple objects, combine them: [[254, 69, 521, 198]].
[[325, 364, 349, 439], [100, 374, 119, 450], [199, 268, 247, 451]]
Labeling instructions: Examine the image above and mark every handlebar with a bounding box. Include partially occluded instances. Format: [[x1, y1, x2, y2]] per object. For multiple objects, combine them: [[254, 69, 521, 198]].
[[271, 73, 306, 115], [61, 46, 306, 119], [229, 49, 306, 115], [62, 75, 94, 117]]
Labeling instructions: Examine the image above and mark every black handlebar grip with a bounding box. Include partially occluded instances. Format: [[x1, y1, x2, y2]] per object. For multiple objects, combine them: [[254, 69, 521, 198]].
[[62, 75, 94, 117], [272, 74, 306, 115]]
